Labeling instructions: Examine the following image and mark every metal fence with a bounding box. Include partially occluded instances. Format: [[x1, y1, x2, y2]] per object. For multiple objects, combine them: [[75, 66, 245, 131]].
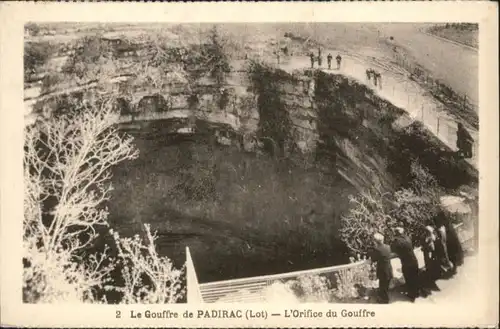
[[393, 51, 478, 128], [195, 258, 367, 303], [364, 68, 478, 166]]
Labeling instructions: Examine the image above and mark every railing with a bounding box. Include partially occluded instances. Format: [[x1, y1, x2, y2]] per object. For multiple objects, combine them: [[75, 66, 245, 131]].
[[197, 259, 367, 303], [392, 51, 478, 128], [191, 223, 474, 303], [359, 60, 478, 168]]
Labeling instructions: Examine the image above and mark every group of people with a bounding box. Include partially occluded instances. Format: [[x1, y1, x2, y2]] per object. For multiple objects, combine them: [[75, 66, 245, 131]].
[[309, 48, 342, 70], [370, 210, 464, 304], [366, 69, 382, 89]]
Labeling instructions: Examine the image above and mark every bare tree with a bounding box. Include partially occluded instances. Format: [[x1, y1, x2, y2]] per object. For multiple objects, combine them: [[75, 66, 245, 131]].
[[23, 98, 138, 302], [339, 187, 397, 254], [340, 161, 443, 255], [110, 224, 185, 304]]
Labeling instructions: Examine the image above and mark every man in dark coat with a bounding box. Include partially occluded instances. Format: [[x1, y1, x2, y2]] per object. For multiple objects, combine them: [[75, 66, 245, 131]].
[[433, 210, 455, 275], [421, 225, 441, 291], [336, 54, 342, 69], [375, 72, 382, 89], [327, 53, 333, 70], [456, 123, 473, 159], [440, 211, 465, 269], [369, 232, 394, 304], [309, 52, 315, 68], [391, 227, 421, 301], [366, 69, 373, 82]]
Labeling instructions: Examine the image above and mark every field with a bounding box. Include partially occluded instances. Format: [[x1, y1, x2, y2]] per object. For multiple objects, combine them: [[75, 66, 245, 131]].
[[427, 23, 479, 49]]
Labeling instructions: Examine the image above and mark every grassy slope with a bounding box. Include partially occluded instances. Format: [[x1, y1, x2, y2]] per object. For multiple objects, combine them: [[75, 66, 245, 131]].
[[428, 24, 479, 49]]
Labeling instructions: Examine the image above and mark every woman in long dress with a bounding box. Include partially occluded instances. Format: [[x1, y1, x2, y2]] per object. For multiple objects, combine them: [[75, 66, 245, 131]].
[[421, 226, 441, 291], [443, 214, 465, 269], [433, 211, 454, 275]]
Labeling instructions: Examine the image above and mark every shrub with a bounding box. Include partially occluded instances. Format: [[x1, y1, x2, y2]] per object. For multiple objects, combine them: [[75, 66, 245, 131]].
[[205, 26, 231, 87], [109, 224, 185, 304], [340, 160, 443, 254], [331, 257, 377, 301], [391, 161, 442, 243], [248, 62, 293, 157], [24, 41, 54, 78], [279, 260, 378, 303], [62, 35, 117, 82], [339, 187, 397, 254], [41, 72, 64, 94], [284, 274, 331, 302], [25, 23, 41, 36]]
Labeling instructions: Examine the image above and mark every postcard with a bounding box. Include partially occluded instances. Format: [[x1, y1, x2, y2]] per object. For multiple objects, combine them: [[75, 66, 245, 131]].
[[0, 1, 498, 328]]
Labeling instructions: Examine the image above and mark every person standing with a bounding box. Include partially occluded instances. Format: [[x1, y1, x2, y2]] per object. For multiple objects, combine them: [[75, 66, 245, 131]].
[[317, 49, 323, 68], [375, 72, 382, 89], [309, 52, 315, 69], [369, 233, 394, 304], [391, 227, 422, 301], [336, 54, 342, 69], [433, 210, 454, 276], [366, 69, 372, 82], [456, 122, 473, 159], [421, 226, 441, 291], [442, 213, 465, 269], [327, 53, 333, 70]]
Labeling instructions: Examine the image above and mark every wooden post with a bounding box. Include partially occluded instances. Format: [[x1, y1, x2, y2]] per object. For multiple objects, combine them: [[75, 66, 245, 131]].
[[186, 246, 204, 303]]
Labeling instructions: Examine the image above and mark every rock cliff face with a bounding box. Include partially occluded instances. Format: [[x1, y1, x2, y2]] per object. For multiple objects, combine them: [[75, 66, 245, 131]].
[[87, 62, 476, 283], [29, 59, 476, 193]]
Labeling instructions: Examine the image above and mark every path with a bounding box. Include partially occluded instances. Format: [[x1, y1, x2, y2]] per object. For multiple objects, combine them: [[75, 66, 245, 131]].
[[389, 254, 478, 305], [273, 51, 478, 169]]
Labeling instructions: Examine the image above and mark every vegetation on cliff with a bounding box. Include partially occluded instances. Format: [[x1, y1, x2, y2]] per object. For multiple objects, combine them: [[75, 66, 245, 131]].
[[248, 62, 294, 157]]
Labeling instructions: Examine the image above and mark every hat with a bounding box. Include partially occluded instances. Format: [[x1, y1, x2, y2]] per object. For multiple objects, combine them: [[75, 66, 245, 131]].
[[395, 227, 405, 235], [373, 232, 384, 243], [425, 225, 434, 233]]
